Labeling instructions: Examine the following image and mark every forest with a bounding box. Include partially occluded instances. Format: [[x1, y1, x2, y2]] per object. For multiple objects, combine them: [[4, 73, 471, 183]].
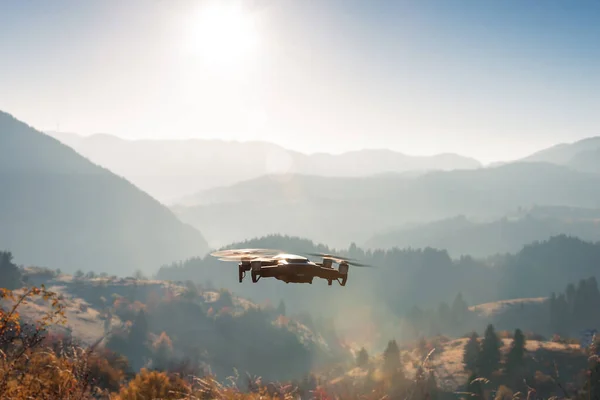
[[3, 234, 600, 399]]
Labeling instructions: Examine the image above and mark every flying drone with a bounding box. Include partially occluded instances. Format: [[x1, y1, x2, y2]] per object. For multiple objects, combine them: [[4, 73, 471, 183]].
[[210, 248, 374, 286]]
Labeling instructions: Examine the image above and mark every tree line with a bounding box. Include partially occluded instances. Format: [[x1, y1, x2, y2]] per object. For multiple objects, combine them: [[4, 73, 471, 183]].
[[157, 234, 600, 321]]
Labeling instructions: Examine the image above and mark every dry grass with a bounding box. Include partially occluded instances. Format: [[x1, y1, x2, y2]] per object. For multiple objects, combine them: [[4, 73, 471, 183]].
[[0, 285, 121, 345], [469, 298, 548, 318]]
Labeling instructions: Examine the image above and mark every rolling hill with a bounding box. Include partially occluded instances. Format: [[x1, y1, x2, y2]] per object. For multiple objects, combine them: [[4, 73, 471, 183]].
[[0, 111, 209, 275], [45, 131, 482, 204], [172, 162, 600, 249]]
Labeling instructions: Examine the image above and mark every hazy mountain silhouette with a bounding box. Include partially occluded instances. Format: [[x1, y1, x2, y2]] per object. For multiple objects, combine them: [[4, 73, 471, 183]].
[[520, 136, 600, 172], [568, 147, 600, 173], [0, 111, 208, 275], [172, 162, 600, 249], [365, 208, 600, 257], [45, 131, 482, 204]]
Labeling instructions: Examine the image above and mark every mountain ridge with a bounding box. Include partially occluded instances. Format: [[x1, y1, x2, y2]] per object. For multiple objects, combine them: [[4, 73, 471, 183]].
[[172, 162, 600, 248], [45, 131, 482, 204], [519, 135, 600, 169], [0, 111, 209, 275]]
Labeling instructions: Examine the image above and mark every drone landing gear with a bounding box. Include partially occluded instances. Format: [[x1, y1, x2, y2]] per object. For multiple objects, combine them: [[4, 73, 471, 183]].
[[251, 271, 260, 283], [327, 279, 332, 286]]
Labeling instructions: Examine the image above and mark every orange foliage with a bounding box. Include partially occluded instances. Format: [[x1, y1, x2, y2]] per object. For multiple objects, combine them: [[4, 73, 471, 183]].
[[113, 368, 189, 400]]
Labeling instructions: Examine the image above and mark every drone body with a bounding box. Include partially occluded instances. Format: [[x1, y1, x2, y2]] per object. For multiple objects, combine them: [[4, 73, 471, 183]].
[[210, 249, 372, 286]]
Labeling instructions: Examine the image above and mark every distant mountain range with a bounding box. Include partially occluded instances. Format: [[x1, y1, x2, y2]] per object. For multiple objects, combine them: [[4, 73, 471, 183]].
[[40, 129, 600, 252], [522, 136, 600, 162], [172, 162, 600, 249], [365, 207, 600, 258], [45, 131, 482, 204], [0, 111, 209, 275]]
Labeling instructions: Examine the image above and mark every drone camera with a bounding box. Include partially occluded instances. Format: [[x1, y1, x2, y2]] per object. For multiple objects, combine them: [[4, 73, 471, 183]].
[[338, 262, 349, 275], [251, 260, 262, 271]]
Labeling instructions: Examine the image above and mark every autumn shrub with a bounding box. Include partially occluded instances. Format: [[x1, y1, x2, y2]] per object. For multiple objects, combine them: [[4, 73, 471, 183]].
[[112, 368, 189, 399], [0, 286, 93, 399]]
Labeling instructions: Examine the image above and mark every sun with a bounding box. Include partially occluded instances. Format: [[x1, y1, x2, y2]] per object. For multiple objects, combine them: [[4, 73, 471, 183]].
[[183, 0, 260, 74]]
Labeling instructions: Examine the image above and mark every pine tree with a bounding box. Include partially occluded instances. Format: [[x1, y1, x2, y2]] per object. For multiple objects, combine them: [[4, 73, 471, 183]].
[[426, 370, 439, 400], [277, 300, 286, 316], [505, 328, 526, 376], [0, 251, 22, 290], [127, 309, 150, 370], [383, 339, 403, 378], [477, 324, 502, 378], [463, 331, 480, 373], [451, 292, 469, 328], [356, 347, 369, 367]]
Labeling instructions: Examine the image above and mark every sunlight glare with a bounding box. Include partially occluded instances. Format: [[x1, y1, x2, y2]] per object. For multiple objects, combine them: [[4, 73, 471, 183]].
[[184, 0, 260, 74]]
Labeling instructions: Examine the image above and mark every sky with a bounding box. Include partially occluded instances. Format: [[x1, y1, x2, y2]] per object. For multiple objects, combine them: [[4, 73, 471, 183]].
[[1, 0, 599, 164]]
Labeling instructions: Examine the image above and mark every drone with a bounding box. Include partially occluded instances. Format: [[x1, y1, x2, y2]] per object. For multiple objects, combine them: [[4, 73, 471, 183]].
[[210, 248, 374, 286]]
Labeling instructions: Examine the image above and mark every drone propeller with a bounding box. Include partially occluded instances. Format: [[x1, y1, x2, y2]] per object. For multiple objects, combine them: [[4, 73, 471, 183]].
[[217, 255, 276, 262], [211, 248, 282, 262], [211, 248, 281, 257], [305, 252, 375, 268]]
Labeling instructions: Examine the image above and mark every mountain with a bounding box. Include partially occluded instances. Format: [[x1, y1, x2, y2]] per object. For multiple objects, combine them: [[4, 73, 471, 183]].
[[365, 209, 600, 257], [172, 162, 600, 248], [0, 111, 209, 275], [45, 131, 482, 204], [520, 136, 600, 172]]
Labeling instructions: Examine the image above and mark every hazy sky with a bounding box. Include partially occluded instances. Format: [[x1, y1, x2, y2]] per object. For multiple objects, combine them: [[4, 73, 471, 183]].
[[1, 0, 599, 163]]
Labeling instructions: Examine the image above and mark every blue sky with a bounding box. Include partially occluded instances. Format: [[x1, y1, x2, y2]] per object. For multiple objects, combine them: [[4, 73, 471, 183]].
[[1, 0, 599, 163]]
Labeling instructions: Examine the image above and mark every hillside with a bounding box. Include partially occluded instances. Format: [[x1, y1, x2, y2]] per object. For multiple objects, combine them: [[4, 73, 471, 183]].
[[172, 162, 600, 249], [2, 269, 348, 383], [0, 111, 209, 275], [365, 211, 600, 257], [45, 131, 482, 204]]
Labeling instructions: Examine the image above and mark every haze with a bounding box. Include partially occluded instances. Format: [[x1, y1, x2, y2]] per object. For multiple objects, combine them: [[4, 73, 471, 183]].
[[4, 2, 600, 398], [2, 0, 600, 163]]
